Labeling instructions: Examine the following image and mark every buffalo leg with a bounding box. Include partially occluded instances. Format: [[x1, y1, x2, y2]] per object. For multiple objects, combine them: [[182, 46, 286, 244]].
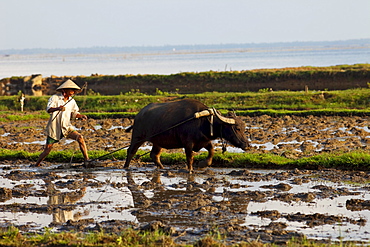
[[184, 147, 195, 171], [124, 141, 144, 168], [203, 142, 214, 167], [150, 145, 164, 169]]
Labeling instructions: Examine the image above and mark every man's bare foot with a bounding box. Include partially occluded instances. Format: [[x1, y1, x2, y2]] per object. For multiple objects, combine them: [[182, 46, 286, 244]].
[[84, 160, 95, 168]]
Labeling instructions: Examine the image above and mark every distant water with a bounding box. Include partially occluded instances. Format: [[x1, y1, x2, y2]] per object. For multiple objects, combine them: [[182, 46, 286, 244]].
[[0, 41, 369, 79]]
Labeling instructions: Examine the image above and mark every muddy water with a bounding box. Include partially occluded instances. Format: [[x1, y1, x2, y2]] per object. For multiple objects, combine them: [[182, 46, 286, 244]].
[[1, 115, 370, 244], [1, 162, 370, 244]]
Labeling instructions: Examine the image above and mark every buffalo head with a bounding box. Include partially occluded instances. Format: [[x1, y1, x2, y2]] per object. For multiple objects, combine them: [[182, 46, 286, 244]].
[[213, 110, 250, 151]]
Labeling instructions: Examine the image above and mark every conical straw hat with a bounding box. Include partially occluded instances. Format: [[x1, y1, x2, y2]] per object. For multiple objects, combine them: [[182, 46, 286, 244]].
[[56, 79, 81, 91]]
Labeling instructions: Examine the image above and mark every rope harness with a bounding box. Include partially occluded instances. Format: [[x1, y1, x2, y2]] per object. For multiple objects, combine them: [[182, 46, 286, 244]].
[[91, 108, 233, 161]]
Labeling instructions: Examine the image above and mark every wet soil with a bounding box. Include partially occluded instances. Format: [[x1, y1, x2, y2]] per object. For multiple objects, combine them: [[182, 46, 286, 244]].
[[1, 115, 370, 244], [1, 115, 370, 157]]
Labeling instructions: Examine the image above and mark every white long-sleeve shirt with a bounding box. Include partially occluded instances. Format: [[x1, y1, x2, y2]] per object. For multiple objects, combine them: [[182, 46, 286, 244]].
[[45, 94, 80, 140]]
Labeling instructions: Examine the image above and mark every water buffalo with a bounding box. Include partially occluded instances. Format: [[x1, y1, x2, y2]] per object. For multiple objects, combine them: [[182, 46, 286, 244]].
[[124, 98, 250, 171]]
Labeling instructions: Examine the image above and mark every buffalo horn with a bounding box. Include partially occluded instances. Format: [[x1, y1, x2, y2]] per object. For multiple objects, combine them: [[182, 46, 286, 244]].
[[194, 109, 212, 118], [213, 108, 236, 124]]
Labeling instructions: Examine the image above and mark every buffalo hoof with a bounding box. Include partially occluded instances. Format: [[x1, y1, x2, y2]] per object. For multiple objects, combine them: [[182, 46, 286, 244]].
[[178, 168, 192, 174], [196, 160, 211, 169]]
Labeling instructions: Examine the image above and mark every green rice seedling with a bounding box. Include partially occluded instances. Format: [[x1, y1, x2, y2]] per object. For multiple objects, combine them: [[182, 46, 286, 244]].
[[3, 148, 370, 171], [3, 87, 370, 117], [150, 152, 187, 165], [293, 151, 370, 170], [0, 149, 38, 161], [0, 226, 22, 245], [0, 225, 367, 246], [210, 152, 292, 168], [195, 235, 226, 247]]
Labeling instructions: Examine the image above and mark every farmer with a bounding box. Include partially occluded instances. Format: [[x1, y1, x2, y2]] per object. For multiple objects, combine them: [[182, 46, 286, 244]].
[[19, 92, 25, 112], [35, 79, 89, 167]]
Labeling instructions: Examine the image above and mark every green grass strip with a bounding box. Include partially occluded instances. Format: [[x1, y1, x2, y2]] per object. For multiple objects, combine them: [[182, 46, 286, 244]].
[[2, 149, 370, 170], [0, 224, 365, 246]]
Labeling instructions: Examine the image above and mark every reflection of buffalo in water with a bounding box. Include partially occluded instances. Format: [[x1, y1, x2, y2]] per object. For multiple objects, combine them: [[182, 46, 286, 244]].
[[124, 99, 250, 171], [126, 171, 250, 230]]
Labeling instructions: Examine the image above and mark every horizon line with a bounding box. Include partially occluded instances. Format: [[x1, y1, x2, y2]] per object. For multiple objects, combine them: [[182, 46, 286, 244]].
[[1, 38, 370, 54]]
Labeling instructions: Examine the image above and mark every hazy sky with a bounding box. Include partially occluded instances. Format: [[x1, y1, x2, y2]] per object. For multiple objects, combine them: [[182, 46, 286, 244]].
[[1, 0, 369, 50]]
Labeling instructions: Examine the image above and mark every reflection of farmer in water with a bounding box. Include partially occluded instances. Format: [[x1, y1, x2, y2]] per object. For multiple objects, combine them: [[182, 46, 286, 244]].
[[45, 179, 87, 224], [35, 79, 90, 167]]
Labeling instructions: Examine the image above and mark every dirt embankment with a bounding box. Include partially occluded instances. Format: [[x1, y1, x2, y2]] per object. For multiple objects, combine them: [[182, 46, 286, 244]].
[[2, 65, 370, 95]]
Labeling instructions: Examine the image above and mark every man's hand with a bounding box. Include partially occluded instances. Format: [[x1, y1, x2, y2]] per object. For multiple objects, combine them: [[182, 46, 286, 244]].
[[78, 114, 88, 121], [48, 106, 65, 113]]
